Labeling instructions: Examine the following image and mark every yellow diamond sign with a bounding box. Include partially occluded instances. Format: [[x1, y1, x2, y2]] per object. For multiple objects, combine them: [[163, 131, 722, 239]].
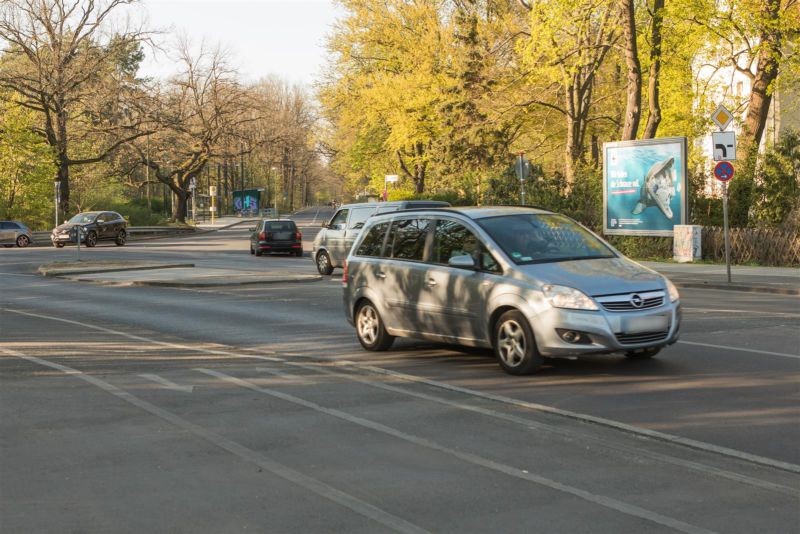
[[711, 105, 733, 131]]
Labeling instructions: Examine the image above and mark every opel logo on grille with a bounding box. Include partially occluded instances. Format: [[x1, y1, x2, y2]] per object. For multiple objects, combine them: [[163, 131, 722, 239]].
[[630, 294, 644, 308]]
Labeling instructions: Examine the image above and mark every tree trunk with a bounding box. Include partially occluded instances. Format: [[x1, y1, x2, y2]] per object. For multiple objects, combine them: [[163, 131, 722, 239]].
[[740, 24, 781, 161], [57, 155, 70, 216], [620, 0, 642, 140], [642, 0, 664, 139]]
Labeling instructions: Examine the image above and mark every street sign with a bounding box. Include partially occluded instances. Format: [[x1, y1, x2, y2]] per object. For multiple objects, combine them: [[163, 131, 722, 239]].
[[189, 177, 197, 191], [712, 131, 736, 161], [711, 105, 733, 131], [385, 174, 399, 183], [209, 186, 217, 196], [714, 161, 734, 182]]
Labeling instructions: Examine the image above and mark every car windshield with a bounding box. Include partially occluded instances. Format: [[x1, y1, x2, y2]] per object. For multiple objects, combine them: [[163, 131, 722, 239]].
[[477, 213, 616, 265], [68, 213, 98, 224]]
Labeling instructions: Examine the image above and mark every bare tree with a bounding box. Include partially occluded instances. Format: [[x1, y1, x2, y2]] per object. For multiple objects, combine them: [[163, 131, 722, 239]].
[[0, 0, 152, 215], [128, 40, 258, 222]]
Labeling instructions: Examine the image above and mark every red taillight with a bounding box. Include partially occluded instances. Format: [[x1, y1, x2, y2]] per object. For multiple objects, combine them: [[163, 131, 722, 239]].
[[258, 231, 266, 240], [342, 260, 348, 286], [295, 231, 302, 240]]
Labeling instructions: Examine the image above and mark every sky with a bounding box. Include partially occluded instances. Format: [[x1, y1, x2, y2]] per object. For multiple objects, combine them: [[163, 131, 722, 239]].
[[137, 0, 342, 87]]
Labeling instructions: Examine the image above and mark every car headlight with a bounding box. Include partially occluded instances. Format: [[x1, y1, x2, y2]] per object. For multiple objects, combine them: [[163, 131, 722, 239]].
[[665, 278, 680, 302], [542, 284, 598, 311]]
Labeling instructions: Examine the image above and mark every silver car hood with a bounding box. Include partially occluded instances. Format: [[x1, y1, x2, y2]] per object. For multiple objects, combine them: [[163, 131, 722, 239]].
[[515, 257, 665, 297]]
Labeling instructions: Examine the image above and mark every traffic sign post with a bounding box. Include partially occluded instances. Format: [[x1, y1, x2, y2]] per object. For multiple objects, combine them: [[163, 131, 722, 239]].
[[714, 161, 734, 283], [515, 153, 531, 205]]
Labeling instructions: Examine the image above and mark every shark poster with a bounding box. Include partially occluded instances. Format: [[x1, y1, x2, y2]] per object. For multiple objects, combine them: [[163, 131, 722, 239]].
[[603, 137, 687, 236]]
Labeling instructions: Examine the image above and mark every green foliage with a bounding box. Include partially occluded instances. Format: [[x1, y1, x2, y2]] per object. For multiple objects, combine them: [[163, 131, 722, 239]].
[[0, 98, 56, 230], [751, 130, 800, 227]]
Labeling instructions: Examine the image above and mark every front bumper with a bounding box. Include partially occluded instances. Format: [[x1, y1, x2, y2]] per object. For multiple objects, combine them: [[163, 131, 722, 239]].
[[531, 302, 681, 356]]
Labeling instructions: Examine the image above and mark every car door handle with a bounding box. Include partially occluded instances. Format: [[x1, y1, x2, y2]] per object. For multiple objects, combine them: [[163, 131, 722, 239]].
[[425, 278, 437, 287], [376, 272, 386, 279]]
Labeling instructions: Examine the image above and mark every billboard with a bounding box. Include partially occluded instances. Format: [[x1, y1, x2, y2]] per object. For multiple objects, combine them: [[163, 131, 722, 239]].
[[603, 137, 687, 236], [233, 189, 261, 213]]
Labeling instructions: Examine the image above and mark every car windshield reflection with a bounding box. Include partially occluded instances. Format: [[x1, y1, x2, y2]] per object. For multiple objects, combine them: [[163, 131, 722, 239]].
[[477, 214, 615, 265], [68, 213, 98, 224]]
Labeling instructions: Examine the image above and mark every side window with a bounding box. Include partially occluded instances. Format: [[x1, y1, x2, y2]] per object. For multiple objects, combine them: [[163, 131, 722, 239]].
[[0, 222, 11, 229], [348, 207, 375, 229], [96, 214, 106, 223], [356, 222, 389, 257], [431, 220, 500, 272], [329, 209, 349, 230], [386, 218, 429, 261]]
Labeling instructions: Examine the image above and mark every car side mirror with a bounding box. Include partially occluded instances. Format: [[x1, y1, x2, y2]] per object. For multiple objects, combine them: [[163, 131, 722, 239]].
[[448, 254, 476, 269], [320, 222, 328, 228], [248, 227, 256, 232]]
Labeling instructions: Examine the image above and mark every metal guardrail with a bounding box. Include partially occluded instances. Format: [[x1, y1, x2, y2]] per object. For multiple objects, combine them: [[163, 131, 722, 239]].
[[31, 226, 198, 245]]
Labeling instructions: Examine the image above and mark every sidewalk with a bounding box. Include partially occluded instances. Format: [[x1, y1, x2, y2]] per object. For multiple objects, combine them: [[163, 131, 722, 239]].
[[641, 261, 799, 296]]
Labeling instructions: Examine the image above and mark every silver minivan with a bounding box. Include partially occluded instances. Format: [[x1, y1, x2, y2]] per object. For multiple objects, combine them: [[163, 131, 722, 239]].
[[312, 200, 449, 275], [343, 206, 681, 375]]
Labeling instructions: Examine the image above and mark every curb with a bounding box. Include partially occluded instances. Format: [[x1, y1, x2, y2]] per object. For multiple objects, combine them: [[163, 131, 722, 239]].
[[673, 281, 799, 296], [73, 275, 324, 288], [40, 263, 195, 277]]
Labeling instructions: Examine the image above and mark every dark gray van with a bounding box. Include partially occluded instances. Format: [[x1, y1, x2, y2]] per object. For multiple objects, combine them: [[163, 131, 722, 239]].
[[311, 200, 449, 274]]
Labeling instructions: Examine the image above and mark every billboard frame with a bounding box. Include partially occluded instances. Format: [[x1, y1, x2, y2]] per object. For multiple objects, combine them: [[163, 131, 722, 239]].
[[602, 136, 688, 237]]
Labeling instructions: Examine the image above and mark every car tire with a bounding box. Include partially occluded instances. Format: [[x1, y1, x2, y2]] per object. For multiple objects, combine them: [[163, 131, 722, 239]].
[[16, 235, 30, 248], [355, 300, 394, 351], [316, 251, 333, 275], [255, 247, 263, 257], [85, 231, 97, 247], [250, 246, 255, 255], [625, 347, 661, 360], [114, 230, 126, 246], [54, 242, 64, 248], [494, 310, 543, 375], [295, 249, 303, 257]]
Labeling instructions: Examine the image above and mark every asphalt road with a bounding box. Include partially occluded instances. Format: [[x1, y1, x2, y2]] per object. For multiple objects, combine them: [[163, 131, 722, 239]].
[[1, 206, 798, 533]]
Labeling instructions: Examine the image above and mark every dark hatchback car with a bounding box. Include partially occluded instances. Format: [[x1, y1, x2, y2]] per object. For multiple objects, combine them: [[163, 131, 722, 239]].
[[51, 211, 128, 248], [0, 221, 33, 248], [250, 219, 303, 257]]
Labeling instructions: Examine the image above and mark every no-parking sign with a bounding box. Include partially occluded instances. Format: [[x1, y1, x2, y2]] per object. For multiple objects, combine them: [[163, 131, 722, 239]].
[[714, 161, 734, 182]]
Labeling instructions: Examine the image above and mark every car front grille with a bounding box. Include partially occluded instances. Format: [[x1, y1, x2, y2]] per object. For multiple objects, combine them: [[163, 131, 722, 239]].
[[615, 331, 670, 344], [596, 291, 665, 312]]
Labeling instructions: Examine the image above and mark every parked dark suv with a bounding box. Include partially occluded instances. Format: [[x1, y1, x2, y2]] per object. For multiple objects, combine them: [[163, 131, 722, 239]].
[[51, 211, 128, 248], [249, 219, 303, 256]]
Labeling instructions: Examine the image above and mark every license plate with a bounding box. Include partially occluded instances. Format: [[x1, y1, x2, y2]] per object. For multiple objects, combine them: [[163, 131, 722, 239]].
[[623, 314, 669, 334]]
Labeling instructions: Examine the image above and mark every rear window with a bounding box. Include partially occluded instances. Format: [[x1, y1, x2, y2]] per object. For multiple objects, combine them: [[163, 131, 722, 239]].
[[265, 221, 296, 232], [386, 218, 429, 261], [356, 222, 389, 257]]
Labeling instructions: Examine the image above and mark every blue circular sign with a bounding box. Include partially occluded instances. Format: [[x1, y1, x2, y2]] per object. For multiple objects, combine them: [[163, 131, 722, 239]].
[[714, 161, 734, 182]]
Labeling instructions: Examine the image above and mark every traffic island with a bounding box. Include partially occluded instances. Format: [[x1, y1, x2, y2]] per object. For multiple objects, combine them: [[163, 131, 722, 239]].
[[39, 260, 195, 277]]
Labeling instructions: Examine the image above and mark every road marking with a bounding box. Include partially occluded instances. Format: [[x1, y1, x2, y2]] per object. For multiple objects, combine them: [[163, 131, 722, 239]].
[[678, 340, 800, 360], [279, 361, 797, 496], [4, 307, 798, 475], [0, 348, 428, 534], [139, 373, 195, 393], [197, 368, 717, 534], [683, 307, 800, 318]]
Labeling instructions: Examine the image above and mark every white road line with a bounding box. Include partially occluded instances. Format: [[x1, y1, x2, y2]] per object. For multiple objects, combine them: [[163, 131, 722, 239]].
[[0, 348, 428, 534], [683, 307, 800, 318], [197, 368, 717, 534], [4, 306, 797, 475], [678, 340, 800, 360], [139, 373, 195, 393], [278, 361, 797, 496]]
